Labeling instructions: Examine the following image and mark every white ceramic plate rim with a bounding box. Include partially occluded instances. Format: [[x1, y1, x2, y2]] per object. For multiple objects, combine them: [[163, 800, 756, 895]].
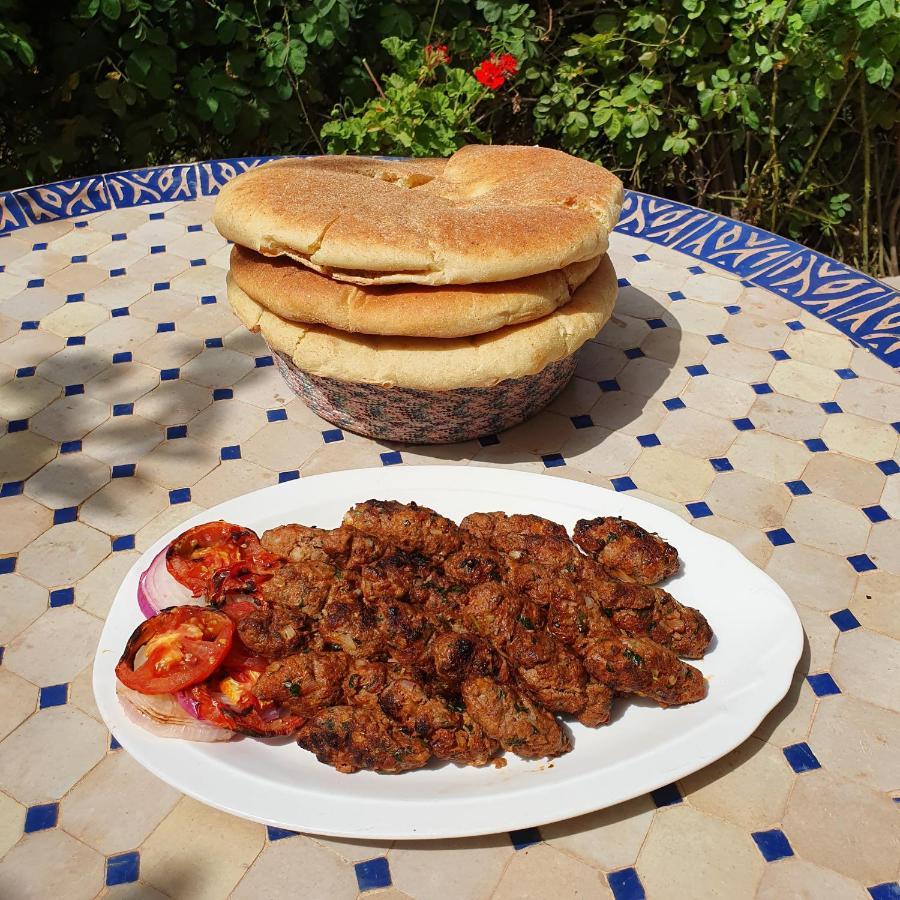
[[93, 466, 802, 839]]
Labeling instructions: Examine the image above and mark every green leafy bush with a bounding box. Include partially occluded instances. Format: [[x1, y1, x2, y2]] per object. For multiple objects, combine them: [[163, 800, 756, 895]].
[[1, 0, 897, 275]]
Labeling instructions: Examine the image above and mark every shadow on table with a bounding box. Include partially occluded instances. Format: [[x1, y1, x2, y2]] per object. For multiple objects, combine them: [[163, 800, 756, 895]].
[[380, 287, 681, 465]]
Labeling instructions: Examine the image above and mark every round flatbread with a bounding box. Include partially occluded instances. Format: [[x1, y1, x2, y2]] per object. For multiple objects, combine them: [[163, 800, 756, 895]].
[[227, 255, 618, 390], [214, 146, 623, 286], [229, 245, 601, 338]]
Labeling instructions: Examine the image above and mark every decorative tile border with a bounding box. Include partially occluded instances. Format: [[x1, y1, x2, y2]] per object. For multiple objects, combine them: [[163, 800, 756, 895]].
[[0, 158, 896, 369]]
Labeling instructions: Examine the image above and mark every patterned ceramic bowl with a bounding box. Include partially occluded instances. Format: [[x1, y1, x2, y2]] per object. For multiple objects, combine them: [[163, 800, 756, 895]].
[[272, 349, 576, 444]]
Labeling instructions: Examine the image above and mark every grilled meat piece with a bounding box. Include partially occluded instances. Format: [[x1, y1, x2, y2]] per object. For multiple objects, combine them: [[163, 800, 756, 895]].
[[259, 561, 341, 617], [261, 524, 353, 564], [318, 588, 384, 658], [443, 547, 503, 586], [253, 651, 348, 717], [462, 676, 571, 758], [236, 606, 309, 657], [461, 511, 570, 545], [360, 549, 430, 601], [297, 706, 432, 773], [343, 500, 462, 559], [574, 516, 679, 585], [368, 597, 434, 666], [430, 632, 506, 688]]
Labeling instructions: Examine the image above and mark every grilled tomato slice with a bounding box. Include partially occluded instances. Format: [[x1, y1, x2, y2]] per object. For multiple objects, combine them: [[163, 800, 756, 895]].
[[115, 607, 234, 695]]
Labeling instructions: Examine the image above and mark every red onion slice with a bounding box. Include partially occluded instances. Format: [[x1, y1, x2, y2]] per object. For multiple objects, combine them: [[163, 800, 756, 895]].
[[137, 545, 202, 619], [117, 684, 234, 742]]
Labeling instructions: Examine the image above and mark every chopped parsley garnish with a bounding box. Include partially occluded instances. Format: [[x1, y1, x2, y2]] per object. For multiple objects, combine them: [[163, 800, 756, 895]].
[[623, 648, 644, 667]]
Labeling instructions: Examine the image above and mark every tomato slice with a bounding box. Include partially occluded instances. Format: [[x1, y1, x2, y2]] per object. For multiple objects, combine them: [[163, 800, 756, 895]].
[[166, 521, 269, 598], [115, 607, 234, 695], [208, 554, 280, 605], [219, 598, 259, 625], [189, 642, 304, 736]]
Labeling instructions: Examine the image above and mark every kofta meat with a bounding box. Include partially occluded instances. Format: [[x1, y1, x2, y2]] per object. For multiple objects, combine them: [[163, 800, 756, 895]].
[[253, 651, 348, 716], [259, 560, 340, 617], [574, 516, 679, 585], [236, 606, 309, 657], [343, 499, 463, 559]]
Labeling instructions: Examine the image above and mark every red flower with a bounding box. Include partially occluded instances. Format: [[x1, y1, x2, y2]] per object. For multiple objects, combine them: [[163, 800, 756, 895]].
[[473, 53, 518, 90], [424, 43, 450, 67]]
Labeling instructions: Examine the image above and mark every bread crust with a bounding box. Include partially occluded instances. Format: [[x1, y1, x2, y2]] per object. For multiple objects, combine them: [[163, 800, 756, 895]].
[[214, 147, 623, 286], [227, 255, 618, 390]]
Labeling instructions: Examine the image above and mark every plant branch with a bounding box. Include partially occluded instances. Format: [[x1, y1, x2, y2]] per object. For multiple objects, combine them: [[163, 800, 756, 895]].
[[362, 57, 385, 99]]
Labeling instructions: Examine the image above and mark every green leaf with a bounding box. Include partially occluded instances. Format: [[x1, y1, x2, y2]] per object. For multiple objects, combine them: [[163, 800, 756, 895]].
[[629, 112, 649, 137], [100, 0, 121, 18]]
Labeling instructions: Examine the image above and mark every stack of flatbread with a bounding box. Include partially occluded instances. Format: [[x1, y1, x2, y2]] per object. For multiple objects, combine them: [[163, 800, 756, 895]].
[[214, 145, 623, 443]]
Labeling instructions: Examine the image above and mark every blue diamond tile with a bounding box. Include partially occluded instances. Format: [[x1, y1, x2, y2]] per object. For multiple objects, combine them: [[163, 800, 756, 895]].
[[542, 453, 565, 468], [608, 867, 646, 900], [830, 608, 861, 631], [66, 292, 84, 303], [752, 828, 794, 862], [157, 322, 175, 333], [39, 683, 68, 708], [160, 368, 179, 381], [8, 419, 28, 433], [785, 320, 804, 331], [783, 741, 821, 773], [110, 733, 121, 751], [633, 253, 650, 262], [113, 403, 134, 416], [785, 480, 811, 496], [687, 265, 704, 274], [611, 477, 638, 492], [64, 384, 84, 396], [150, 244, 165, 254], [112, 352, 132, 364], [478, 434, 500, 446], [111, 307, 129, 318], [111, 232, 126, 242], [571, 414, 594, 429], [668, 290, 685, 301], [624, 347, 644, 359], [710, 457, 733, 472], [166, 425, 187, 440], [381, 451, 403, 466], [106, 851, 140, 886], [255, 355, 274, 368], [807, 673, 841, 696], [733, 417, 755, 431], [617, 277, 630, 287], [266, 825, 300, 841], [863, 505, 890, 523], [60, 440, 82, 453], [149, 212, 165, 220], [213, 388, 233, 401], [110, 267, 126, 278], [766, 528, 794, 546], [355, 857, 391, 892], [32, 242, 48, 251], [663, 397, 686, 411], [835, 368, 857, 380], [0, 481, 24, 498], [706, 333, 727, 345], [266, 408, 287, 423], [15, 367, 35, 378], [68, 336, 86, 347], [190, 258, 206, 267], [847, 553, 877, 572], [205, 337, 223, 348], [322, 428, 344, 443], [509, 827, 542, 850], [152, 281, 169, 291], [187, 223, 203, 232], [201, 294, 217, 305], [112, 535, 135, 552], [24, 802, 59, 833], [53, 507, 77, 525], [685, 501, 713, 519], [637, 433, 660, 448], [598, 379, 621, 392], [820, 401, 843, 414], [220, 445, 241, 460], [49, 587, 74, 607], [770, 349, 790, 360], [650, 783, 682, 807], [27, 278, 44, 288], [647, 318, 667, 329], [868, 883, 900, 900], [876, 459, 899, 476], [724, 305, 741, 315], [278, 470, 300, 483], [169, 488, 191, 505], [21, 321, 39, 330], [71, 254, 87, 263], [74, 220, 88, 228], [752, 382, 773, 395]]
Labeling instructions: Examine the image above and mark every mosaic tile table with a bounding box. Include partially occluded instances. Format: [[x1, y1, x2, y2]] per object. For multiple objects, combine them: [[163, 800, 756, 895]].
[[0, 161, 898, 900]]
